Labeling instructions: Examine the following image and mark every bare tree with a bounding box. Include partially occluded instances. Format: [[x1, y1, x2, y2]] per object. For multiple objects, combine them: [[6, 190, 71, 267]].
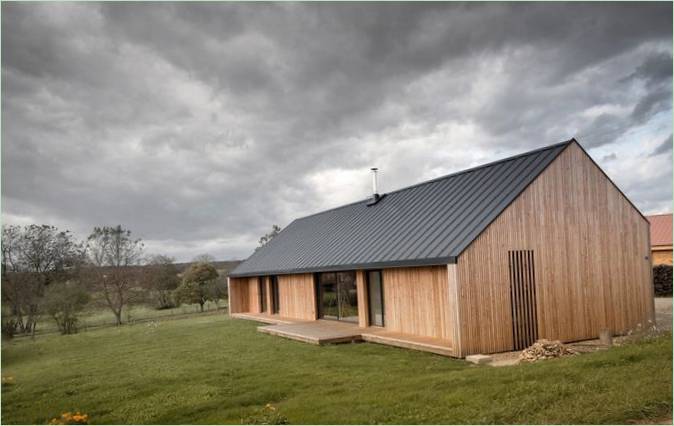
[[1, 225, 84, 336], [86, 225, 144, 325], [42, 279, 90, 335], [256, 225, 281, 250], [192, 253, 215, 264]]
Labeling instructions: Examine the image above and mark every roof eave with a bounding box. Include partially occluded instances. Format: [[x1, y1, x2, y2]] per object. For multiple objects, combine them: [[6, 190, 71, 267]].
[[228, 256, 456, 278]]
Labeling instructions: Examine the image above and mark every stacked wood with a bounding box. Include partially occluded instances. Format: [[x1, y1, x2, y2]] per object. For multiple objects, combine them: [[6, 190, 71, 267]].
[[519, 339, 578, 362], [653, 265, 672, 297]]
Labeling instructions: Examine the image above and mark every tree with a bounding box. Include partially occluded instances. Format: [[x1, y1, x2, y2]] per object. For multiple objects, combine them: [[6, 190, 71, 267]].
[[256, 225, 281, 250], [42, 280, 90, 335], [143, 254, 180, 309], [174, 262, 219, 312], [1, 224, 84, 336], [192, 253, 215, 264], [86, 225, 144, 325]]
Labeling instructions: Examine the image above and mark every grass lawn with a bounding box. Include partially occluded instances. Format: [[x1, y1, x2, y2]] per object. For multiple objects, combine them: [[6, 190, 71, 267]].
[[29, 300, 227, 335], [2, 313, 672, 425]]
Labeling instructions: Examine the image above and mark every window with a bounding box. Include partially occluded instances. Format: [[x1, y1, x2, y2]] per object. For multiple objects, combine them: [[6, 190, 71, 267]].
[[367, 270, 385, 327], [316, 271, 358, 323], [271, 276, 280, 314], [258, 277, 267, 313]]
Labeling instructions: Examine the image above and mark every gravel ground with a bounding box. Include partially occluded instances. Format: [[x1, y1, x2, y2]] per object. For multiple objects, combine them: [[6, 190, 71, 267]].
[[488, 298, 672, 367], [654, 297, 672, 330]]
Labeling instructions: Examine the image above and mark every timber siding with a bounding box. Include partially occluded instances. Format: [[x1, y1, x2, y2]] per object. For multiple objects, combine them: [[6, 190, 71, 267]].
[[455, 143, 653, 355], [228, 140, 653, 358]]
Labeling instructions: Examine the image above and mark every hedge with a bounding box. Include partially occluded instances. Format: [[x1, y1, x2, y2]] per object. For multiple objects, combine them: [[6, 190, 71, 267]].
[[653, 264, 672, 297]]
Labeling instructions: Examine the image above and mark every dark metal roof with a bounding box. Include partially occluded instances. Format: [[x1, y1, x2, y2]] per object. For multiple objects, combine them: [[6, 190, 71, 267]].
[[230, 139, 574, 277]]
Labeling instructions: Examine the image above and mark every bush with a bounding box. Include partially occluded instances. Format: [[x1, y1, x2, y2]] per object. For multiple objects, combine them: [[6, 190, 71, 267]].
[[653, 264, 672, 297], [1, 318, 18, 339], [42, 281, 90, 335]]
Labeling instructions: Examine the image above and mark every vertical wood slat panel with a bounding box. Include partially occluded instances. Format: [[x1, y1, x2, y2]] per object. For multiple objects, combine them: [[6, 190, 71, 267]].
[[457, 143, 653, 355], [356, 271, 369, 328], [509, 250, 538, 350], [383, 265, 453, 343], [277, 273, 316, 320]]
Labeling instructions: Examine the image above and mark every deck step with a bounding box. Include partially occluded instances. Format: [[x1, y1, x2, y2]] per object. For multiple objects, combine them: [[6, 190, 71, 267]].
[[361, 332, 454, 357], [231, 313, 297, 325], [258, 322, 363, 345]]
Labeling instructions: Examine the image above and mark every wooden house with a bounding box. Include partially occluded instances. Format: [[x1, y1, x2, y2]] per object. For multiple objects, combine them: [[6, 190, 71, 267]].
[[228, 139, 654, 357], [646, 213, 672, 266]]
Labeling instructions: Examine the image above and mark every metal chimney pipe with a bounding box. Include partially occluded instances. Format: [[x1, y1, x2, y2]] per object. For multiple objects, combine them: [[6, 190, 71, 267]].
[[371, 168, 379, 197]]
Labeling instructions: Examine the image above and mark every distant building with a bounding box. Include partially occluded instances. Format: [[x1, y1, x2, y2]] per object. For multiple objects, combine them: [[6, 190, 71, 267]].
[[647, 213, 672, 265]]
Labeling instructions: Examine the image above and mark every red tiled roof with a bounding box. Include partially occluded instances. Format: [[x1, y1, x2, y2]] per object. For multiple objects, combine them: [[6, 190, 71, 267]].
[[647, 213, 672, 247]]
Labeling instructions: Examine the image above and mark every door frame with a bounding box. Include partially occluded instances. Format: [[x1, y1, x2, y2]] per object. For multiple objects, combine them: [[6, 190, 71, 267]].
[[270, 275, 280, 314], [315, 271, 358, 323], [366, 269, 385, 327], [258, 277, 267, 313]]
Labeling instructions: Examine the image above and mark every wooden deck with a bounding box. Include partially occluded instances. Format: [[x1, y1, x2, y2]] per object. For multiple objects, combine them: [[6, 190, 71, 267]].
[[258, 320, 363, 344], [235, 314, 455, 356], [230, 312, 298, 325], [361, 328, 454, 357]]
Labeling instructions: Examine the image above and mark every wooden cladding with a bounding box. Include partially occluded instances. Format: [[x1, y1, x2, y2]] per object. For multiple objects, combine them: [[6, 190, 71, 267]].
[[382, 266, 453, 344], [456, 143, 653, 356], [508, 250, 538, 350], [228, 276, 259, 314], [276, 274, 316, 320]]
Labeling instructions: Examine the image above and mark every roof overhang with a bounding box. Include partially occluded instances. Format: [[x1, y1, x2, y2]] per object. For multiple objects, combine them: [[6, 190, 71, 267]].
[[228, 256, 456, 278]]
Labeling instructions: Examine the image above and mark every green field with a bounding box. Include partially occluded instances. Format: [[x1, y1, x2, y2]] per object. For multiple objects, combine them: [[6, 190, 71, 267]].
[[2, 313, 672, 424], [27, 300, 226, 335]]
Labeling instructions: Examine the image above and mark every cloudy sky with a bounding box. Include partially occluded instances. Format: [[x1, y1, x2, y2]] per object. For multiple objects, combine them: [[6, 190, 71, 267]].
[[2, 2, 672, 262]]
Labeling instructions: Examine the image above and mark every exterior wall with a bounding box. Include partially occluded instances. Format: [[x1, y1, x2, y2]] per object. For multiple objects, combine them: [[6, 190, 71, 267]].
[[455, 143, 654, 356], [228, 276, 260, 314], [652, 247, 673, 265], [229, 274, 316, 320], [356, 271, 369, 327], [379, 265, 454, 344], [231, 266, 457, 351], [277, 273, 316, 320]]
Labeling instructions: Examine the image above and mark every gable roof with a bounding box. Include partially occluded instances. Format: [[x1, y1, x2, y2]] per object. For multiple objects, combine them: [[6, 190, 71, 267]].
[[230, 139, 574, 277], [647, 213, 672, 247]]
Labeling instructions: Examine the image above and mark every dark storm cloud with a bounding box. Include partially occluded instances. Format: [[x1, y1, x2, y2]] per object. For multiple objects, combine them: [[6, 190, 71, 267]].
[[2, 2, 672, 260]]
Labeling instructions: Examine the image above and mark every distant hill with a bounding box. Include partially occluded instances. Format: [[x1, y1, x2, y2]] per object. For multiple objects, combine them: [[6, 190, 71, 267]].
[[174, 260, 242, 276]]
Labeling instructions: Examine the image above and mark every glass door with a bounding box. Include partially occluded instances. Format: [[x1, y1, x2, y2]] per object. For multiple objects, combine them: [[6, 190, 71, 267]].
[[258, 277, 267, 313], [367, 270, 384, 327], [270, 276, 280, 314], [317, 271, 358, 323]]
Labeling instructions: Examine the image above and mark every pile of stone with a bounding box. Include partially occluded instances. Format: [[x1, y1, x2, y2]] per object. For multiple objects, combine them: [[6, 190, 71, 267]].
[[519, 339, 578, 362]]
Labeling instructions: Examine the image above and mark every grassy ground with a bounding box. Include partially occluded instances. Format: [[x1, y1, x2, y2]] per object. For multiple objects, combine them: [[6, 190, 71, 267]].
[[2, 313, 672, 425], [27, 300, 226, 335]]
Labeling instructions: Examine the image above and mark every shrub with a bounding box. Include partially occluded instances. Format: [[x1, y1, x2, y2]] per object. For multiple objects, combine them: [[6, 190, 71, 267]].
[[1, 318, 18, 339], [42, 281, 90, 335], [241, 404, 288, 425], [653, 264, 672, 297]]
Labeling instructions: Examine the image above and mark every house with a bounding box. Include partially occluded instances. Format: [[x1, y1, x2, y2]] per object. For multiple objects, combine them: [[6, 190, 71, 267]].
[[647, 213, 672, 265], [228, 139, 654, 357]]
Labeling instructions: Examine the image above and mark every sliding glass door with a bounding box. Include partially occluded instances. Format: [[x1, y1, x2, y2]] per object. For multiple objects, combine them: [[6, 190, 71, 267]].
[[270, 276, 280, 314], [317, 271, 358, 323], [258, 277, 267, 313], [367, 270, 385, 327]]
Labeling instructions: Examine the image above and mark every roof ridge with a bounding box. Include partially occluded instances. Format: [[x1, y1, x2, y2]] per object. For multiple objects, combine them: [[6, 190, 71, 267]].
[[293, 138, 575, 222]]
